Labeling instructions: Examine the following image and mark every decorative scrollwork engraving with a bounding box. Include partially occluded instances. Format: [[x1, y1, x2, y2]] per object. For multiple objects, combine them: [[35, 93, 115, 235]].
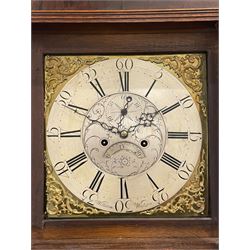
[[44, 56, 109, 114]]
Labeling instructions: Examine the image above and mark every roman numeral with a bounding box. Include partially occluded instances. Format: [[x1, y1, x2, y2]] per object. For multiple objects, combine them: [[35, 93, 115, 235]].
[[54, 161, 69, 176], [168, 131, 188, 139], [67, 104, 88, 112], [120, 178, 129, 199], [145, 80, 156, 97], [89, 171, 105, 192], [146, 173, 159, 190], [54, 152, 87, 176], [160, 96, 192, 115], [119, 72, 129, 91], [160, 102, 180, 115], [60, 130, 81, 138], [161, 152, 182, 170], [66, 152, 87, 172], [47, 129, 81, 138], [89, 78, 105, 97]]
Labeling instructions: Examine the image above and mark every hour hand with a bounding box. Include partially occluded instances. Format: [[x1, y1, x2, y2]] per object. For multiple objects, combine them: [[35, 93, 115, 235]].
[[64, 105, 119, 135], [117, 96, 132, 128], [127, 110, 159, 133]]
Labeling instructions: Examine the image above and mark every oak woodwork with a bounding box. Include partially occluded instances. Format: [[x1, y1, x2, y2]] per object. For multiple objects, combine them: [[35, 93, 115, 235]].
[[32, 223, 218, 249], [32, 0, 218, 10], [32, 0, 218, 23]]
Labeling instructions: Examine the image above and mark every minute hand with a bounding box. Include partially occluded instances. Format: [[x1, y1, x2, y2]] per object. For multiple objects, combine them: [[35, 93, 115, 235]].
[[64, 105, 119, 135]]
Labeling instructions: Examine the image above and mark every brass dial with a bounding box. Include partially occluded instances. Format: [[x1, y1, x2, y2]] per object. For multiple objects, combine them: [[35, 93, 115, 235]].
[[46, 57, 202, 213]]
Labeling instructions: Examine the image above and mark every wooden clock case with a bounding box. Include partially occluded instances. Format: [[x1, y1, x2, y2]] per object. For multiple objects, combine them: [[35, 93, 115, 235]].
[[32, 1, 218, 249]]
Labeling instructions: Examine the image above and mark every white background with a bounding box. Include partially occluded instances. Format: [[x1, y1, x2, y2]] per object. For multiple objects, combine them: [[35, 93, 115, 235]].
[[0, 0, 249, 249]]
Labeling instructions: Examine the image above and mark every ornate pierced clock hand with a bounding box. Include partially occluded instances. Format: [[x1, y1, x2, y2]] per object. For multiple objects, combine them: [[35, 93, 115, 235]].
[[86, 117, 120, 135], [117, 96, 132, 129], [64, 104, 119, 135], [127, 110, 160, 133]]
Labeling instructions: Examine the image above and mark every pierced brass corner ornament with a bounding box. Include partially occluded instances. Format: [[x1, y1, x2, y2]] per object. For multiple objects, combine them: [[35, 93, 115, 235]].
[[45, 151, 110, 216], [138, 54, 207, 118], [44, 54, 208, 218], [44, 56, 109, 114], [140, 149, 206, 216]]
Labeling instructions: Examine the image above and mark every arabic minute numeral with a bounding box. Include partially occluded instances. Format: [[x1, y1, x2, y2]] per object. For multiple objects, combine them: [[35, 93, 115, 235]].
[[47, 127, 81, 138], [178, 162, 195, 180], [190, 132, 202, 141], [145, 70, 163, 97], [57, 90, 71, 107], [54, 161, 69, 176], [82, 68, 106, 97], [180, 95, 194, 108], [54, 152, 87, 177], [116, 58, 133, 92], [152, 188, 169, 203], [146, 173, 169, 203], [114, 178, 131, 212], [160, 96, 193, 115], [82, 189, 97, 205]]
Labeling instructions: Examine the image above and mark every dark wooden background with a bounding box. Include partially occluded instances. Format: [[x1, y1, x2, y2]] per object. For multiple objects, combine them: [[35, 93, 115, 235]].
[[32, 1, 218, 249]]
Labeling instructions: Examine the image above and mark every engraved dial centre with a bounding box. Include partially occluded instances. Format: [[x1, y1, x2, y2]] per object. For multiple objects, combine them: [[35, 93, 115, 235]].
[[82, 93, 167, 177]]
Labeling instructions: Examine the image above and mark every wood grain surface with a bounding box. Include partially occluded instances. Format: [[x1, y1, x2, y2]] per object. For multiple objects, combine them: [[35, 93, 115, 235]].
[[32, 0, 218, 23], [32, 0, 219, 10], [32, 223, 218, 249]]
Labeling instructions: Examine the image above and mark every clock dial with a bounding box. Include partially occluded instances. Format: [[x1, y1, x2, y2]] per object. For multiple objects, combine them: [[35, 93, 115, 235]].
[[82, 92, 166, 177], [46, 57, 202, 213]]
